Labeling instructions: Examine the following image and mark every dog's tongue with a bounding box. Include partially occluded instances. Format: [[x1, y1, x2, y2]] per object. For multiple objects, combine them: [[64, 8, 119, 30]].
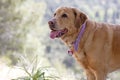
[[50, 30, 60, 39], [50, 29, 68, 39]]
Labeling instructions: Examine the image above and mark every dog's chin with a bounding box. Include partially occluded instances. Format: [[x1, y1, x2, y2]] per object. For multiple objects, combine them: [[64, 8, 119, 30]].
[[50, 28, 68, 39]]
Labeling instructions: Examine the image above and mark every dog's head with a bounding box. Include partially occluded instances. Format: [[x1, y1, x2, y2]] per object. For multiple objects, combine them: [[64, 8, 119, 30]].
[[48, 7, 88, 39]]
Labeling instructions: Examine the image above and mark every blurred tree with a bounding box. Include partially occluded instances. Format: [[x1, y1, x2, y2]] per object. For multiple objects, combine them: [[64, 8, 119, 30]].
[[0, 0, 25, 55], [112, 12, 116, 23], [0, 0, 47, 65]]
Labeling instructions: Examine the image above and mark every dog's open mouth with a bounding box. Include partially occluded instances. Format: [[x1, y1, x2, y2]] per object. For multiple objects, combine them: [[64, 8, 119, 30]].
[[50, 28, 68, 39]]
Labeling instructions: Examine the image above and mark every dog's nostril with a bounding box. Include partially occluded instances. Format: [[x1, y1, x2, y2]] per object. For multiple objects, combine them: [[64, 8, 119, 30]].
[[48, 21, 54, 25]]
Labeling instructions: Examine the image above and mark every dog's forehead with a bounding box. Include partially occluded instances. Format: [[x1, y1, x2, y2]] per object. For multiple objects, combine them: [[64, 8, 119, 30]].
[[55, 7, 73, 15]]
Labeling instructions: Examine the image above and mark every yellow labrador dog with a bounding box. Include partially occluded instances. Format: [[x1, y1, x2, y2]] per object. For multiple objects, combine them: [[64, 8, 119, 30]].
[[48, 7, 120, 80]]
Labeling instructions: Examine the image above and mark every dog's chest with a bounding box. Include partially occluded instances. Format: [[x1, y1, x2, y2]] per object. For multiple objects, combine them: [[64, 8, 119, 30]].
[[73, 50, 89, 67]]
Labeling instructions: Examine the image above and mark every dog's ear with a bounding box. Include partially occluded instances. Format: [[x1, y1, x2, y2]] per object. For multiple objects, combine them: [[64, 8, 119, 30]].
[[80, 12, 88, 25], [72, 8, 87, 28]]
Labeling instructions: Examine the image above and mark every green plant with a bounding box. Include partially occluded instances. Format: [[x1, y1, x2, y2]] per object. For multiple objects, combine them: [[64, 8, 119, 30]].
[[12, 55, 59, 80], [13, 67, 58, 80]]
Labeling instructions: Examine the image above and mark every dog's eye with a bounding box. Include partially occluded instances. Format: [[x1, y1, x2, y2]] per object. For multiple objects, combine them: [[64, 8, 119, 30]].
[[61, 14, 67, 18], [54, 13, 56, 16]]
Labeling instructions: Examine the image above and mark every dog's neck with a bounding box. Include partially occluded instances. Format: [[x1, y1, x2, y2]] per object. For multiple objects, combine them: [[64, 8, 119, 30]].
[[60, 20, 93, 53], [61, 29, 79, 48], [61, 23, 87, 50]]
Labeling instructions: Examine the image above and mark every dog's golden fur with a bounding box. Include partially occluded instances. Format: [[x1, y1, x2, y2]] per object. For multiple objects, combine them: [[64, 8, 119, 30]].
[[48, 7, 120, 80]]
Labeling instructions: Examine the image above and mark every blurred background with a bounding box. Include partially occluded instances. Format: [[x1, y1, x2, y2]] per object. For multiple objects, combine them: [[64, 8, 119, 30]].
[[0, 0, 120, 80]]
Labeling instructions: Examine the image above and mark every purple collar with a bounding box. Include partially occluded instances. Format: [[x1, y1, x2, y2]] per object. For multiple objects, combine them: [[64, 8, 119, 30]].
[[74, 22, 86, 51], [68, 22, 86, 55]]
